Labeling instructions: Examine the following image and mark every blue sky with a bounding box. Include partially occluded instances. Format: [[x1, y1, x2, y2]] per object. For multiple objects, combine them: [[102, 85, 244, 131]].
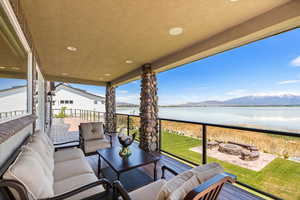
[[1, 28, 300, 105], [116, 28, 300, 105]]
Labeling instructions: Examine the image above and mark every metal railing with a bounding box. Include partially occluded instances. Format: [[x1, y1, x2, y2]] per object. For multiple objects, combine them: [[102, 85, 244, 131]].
[[52, 109, 105, 122], [48, 109, 299, 199], [116, 113, 300, 200], [0, 110, 27, 122]]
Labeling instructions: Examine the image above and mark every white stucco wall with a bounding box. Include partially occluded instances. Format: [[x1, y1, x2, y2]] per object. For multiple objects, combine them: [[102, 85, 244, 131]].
[[52, 89, 105, 112]]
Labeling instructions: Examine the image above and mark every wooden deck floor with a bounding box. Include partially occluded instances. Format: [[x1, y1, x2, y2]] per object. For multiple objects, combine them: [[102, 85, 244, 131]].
[[85, 149, 263, 200]]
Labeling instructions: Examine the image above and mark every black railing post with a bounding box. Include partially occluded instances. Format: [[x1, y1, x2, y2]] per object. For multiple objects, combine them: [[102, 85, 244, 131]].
[[159, 119, 162, 152], [202, 124, 207, 165], [127, 115, 130, 136]]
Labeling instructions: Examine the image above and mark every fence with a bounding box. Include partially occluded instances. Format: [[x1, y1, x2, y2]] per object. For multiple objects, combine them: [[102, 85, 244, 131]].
[[52, 109, 105, 122], [0, 110, 27, 122]]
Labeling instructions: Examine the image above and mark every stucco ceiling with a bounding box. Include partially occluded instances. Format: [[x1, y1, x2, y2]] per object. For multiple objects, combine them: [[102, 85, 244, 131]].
[[0, 7, 27, 79], [20, 0, 300, 86]]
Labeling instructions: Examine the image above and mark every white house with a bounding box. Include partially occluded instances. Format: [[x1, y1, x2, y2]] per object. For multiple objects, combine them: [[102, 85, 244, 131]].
[[52, 83, 105, 112], [0, 86, 27, 113]]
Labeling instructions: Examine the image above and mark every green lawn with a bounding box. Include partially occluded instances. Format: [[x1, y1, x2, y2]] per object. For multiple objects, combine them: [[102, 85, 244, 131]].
[[161, 131, 300, 200]]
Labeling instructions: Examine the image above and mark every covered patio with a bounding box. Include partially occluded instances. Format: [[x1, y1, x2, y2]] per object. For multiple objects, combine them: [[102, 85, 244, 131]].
[[0, 0, 300, 200]]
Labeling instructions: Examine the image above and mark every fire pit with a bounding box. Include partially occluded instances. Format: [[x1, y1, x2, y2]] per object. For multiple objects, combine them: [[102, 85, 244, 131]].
[[207, 141, 219, 149], [241, 150, 260, 161], [218, 143, 242, 156]]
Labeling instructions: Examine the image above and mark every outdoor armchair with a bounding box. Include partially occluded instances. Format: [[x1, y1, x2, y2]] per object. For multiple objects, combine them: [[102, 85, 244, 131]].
[[113, 163, 235, 200], [79, 122, 112, 155]]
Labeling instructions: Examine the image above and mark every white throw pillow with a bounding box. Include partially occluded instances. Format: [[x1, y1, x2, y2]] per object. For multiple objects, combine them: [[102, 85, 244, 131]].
[[4, 147, 54, 199]]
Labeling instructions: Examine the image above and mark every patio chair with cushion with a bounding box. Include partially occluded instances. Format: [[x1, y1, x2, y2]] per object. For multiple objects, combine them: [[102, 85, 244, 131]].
[[113, 162, 236, 200], [79, 122, 112, 155]]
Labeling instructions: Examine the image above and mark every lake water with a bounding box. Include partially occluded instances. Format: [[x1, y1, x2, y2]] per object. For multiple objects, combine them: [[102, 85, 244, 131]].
[[117, 106, 300, 133]]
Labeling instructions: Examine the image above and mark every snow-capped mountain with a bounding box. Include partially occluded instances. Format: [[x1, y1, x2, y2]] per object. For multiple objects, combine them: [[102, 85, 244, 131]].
[[177, 94, 300, 106], [224, 94, 300, 105]]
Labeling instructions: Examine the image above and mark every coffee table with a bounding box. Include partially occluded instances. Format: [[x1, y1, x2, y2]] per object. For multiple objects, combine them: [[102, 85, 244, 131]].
[[97, 146, 160, 181]]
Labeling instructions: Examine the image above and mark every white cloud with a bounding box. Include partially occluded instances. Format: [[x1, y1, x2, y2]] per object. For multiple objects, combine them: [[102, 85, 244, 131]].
[[277, 80, 300, 85], [116, 94, 139, 104], [291, 56, 300, 67], [118, 90, 128, 94]]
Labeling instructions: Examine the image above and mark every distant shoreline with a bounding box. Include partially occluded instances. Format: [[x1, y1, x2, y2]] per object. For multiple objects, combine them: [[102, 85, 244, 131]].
[[117, 105, 300, 108]]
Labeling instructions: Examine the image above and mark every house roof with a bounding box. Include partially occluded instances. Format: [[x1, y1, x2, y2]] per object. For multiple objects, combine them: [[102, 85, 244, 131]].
[[55, 83, 105, 101], [19, 1, 300, 86], [0, 85, 26, 97]]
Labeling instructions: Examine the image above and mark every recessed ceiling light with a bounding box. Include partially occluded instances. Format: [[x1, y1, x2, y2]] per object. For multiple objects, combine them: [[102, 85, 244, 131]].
[[0, 66, 5, 69], [125, 60, 133, 64], [66, 46, 77, 51], [169, 27, 184, 36], [12, 67, 20, 70], [61, 73, 68, 76], [229, 0, 239, 2], [99, 77, 104, 80], [104, 73, 111, 76]]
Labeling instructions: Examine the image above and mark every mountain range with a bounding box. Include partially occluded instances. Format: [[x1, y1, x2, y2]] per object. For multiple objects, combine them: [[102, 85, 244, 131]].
[[117, 94, 300, 107], [175, 94, 300, 106]]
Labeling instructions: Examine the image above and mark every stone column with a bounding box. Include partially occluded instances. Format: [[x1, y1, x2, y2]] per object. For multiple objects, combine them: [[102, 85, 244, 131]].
[[139, 64, 159, 152], [105, 82, 116, 132]]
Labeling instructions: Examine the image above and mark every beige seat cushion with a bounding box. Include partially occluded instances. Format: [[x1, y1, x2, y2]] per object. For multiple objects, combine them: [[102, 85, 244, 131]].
[[84, 138, 110, 153], [27, 138, 55, 172], [80, 122, 104, 140], [191, 162, 224, 183], [157, 170, 200, 200], [54, 158, 94, 181], [128, 179, 166, 200], [167, 175, 199, 200], [23, 146, 54, 184], [4, 147, 54, 200], [54, 148, 85, 163], [54, 173, 105, 200], [33, 131, 55, 155]]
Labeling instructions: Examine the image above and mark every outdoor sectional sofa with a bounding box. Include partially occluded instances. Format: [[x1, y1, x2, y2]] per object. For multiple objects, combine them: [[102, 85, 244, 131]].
[[0, 131, 111, 200]]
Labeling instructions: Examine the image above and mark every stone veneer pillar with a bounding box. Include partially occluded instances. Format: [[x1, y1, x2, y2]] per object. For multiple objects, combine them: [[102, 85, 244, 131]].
[[139, 64, 159, 152], [105, 82, 116, 133]]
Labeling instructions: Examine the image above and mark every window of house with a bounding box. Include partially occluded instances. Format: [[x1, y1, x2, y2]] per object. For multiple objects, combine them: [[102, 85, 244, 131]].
[[0, 10, 28, 122], [60, 100, 64, 104], [94, 100, 98, 104], [70, 100, 73, 104], [52, 100, 55, 105], [65, 100, 69, 104]]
